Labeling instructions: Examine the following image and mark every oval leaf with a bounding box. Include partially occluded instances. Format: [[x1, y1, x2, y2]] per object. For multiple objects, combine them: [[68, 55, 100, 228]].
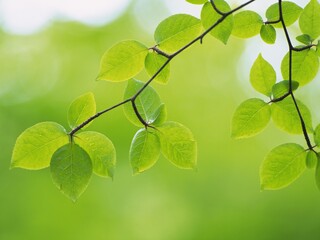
[[296, 34, 312, 45], [260, 143, 306, 190], [50, 144, 93, 202], [154, 14, 202, 53], [231, 98, 271, 139], [157, 121, 197, 169], [75, 131, 116, 178], [11, 122, 69, 170], [306, 151, 318, 169], [281, 49, 319, 86], [313, 124, 320, 146], [145, 52, 170, 84], [250, 54, 276, 96], [260, 25, 276, 44], [152, 104, 167, 126], [232, 11, 263, 38], [299, 0, 320, 39], [68, 92, 96, 130], [271, 97, 313, 134], [97, 40, 148, 82], [201, 1, 234, 44], [272, 80, 299, 99], [130, 129, 161, 174]]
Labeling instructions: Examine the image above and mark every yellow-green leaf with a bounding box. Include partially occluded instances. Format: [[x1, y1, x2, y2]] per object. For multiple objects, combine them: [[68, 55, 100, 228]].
[[145, 52, 170, 84], [232, 11, 263, 38]]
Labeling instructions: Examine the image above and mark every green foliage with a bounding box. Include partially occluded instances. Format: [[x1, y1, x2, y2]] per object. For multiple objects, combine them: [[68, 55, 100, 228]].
[[97, 40, 148, 82], [145, 52, 170, 84], [231, 98, 271, 139], [11, 122, 69, 170], [299, 0, 320, 39], [296, 34, 312, 45], [306, 151, 318, 169], [272, 80, 299, 98], [232, 11, 263, 38], [260, 143, 306, 190], [51, 144, 93, 202], [250, 54, 276, 96], [314, 124, 320, 146], [154, 14, 202, 53], [130, 128, 161, 174], [186, 0, 207, 4], [260, 25, 276, 44], [68, 92, 96, 130], [201, 1, 233, 44]]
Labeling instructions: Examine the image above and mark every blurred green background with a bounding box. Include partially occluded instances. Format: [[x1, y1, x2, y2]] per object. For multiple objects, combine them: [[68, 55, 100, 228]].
[[1, 2, 320, 240]]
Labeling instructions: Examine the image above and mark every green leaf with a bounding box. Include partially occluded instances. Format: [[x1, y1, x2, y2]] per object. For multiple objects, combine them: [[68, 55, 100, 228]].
[[186, 0, 207, 4], [296, 34, 312, 45], [266, 1, 302, 28], [11, 122, 69, 170], [123, 79, 163, 127], [51, 144, 92, 202], [260, 143, 306, 190], [130, 129, 161, 174], [232, 11, 263, 38], [75, 131, 116, 178], [250, 54, 276, 96], [152, 104, 167, 126], [154, 14, 202, 53], [306, 151, 318, 169], [260, 25, 276, 44], [97, 40, 148, 82], [272, 80, 299, 99], [157, 121, 197, 169], [271, 97, 313, 134], [201, 1, 234, 44], [299, 0, 320, 39], [68, 92, 96, 130], [231, 98, 271, 139], [281, 49, 319, 86], [145, 52, 170, 84], [313, 124, 320, 146]]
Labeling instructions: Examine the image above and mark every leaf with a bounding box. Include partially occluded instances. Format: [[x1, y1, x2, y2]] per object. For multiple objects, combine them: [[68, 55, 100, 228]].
[[123, 79, 163, 127], [152, 104, 167, 126], [296, 34, 312, 45], [313, 124, 320, 146], [250, 54, 276, 96], [260, 143, 306, 190], [186, 0, 207, 4], [200, 1, 234, 44], [281, 49, 319, 86], [272, 80, 299, 99], [11, 122, 69, 170], [266, 1, 302, 28], [97, 40, 148, 82], [154, 14, 202, 53], [157, 121, 197, 169], [130, 129, 161, 174], [145, 52, 170, 84], [306, 151, 318, 169], [50, 144, 92, 202], [299, 0, 320, 39], [75, 131, 116, 178], [231, 98, 271, 139], [68, 92, 96, 130], [260, 25, 276, 44], [271, 97, 313, 134], [232, 11, 263, 38]]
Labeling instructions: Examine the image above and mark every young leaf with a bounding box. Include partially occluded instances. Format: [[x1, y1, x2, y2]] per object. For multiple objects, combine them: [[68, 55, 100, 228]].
[[260, 25, 276, 44], [152, 104, 167, 126], [250, 54, 276, 96], [271, 97, 313, 134], [281, 49, 319, 86], [186, 0, 207, 4], [299, 0, 320, 39], [266, 1, 302, 28], [11, 122, 69, 170], [231, 98, 271, 139], [75, 131, 116, 178], [232, 11, 263, 38], [306, 151, 318, 169], [260, 143, 306, 190], [145, 52, 170, 84], [296, 34, 312, 45], [154, 14, 202, 53], [313, 124, 320, 146], [272, 80, 299, 99], [123, 79, 163, 127], [130, 129, 161, 174], [68, 92, 96, 130], [97, 40, 148, 82], [157, 121, 197, 169], [51, 144, 93, 202], [201, 1, 234, 44]]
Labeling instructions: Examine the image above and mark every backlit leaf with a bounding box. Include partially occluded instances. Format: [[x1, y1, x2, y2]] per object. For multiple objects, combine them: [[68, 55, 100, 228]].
[[145, 52, 170, 84], [299, 0, 320, 39], [313, 124, 320, 146], [306, 151, 318, 169], [260, 25, 276, 44], [272, 80, 299, 99], [232, 11, 263, 38], [186, 0, 207, 4], [296, 34, 312, 45]]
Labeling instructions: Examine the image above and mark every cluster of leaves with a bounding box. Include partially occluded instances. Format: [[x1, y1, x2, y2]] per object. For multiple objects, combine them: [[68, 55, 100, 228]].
[[10, 0, 320, 201]]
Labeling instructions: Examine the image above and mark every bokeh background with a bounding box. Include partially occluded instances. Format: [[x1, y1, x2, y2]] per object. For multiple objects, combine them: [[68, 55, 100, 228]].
[[1, 0, 320, 239]]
